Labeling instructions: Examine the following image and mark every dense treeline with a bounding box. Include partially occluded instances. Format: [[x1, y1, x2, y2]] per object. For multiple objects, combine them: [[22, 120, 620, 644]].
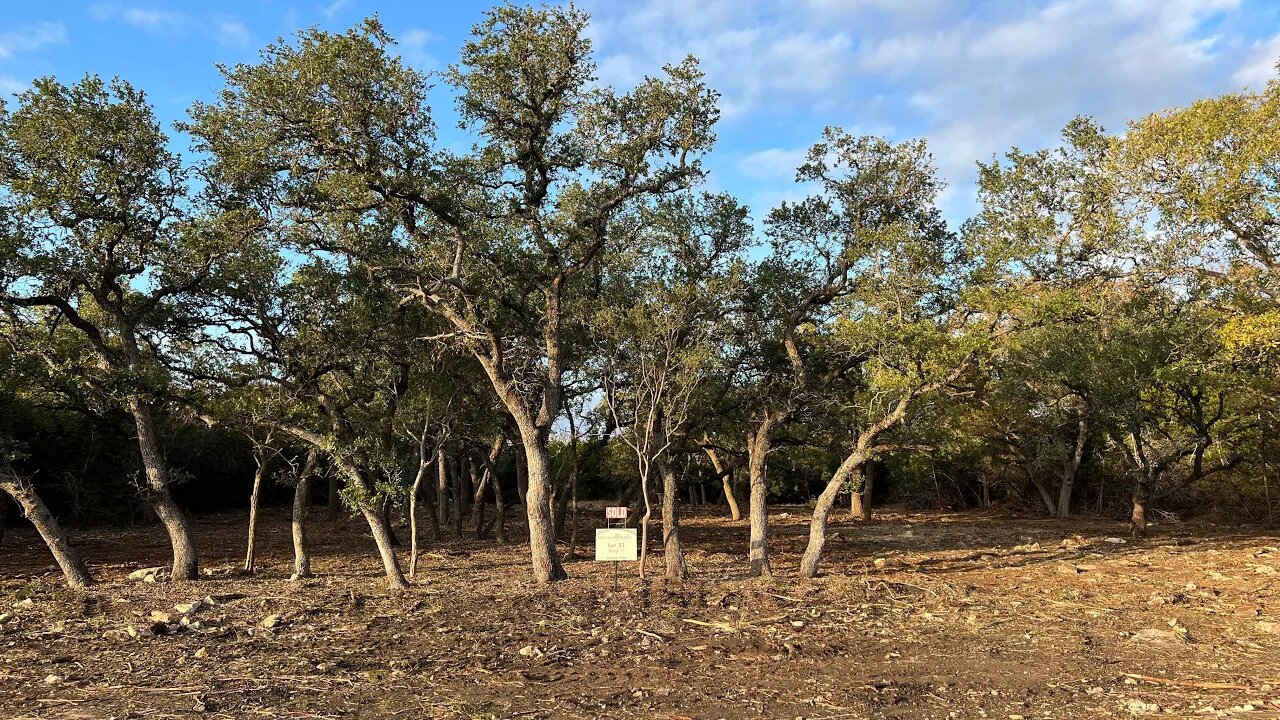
[[1, 6, 1277, 589]]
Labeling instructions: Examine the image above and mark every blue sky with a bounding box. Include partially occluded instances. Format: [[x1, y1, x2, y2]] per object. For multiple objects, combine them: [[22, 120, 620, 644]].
[[2, 0, 1278, 224]]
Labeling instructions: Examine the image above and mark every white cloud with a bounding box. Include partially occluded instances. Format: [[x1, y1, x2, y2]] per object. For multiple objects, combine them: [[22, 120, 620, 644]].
[[322, 0, 351, 21], [0, 22, 66, 60], [738, 147, 809, 180], [217, 19, 250, 48], [585, 0, 1267, 221], [854, 0, 1244, 211], [1234, 35, 1280, 88], [584, 0, 862, 118], [0, 75, 27, 97], [399, 29, 439, 70], [89, 4, 185, 33]]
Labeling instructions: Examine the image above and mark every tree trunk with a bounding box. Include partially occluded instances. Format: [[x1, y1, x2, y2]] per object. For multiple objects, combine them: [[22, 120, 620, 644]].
[[330, 462, 407, 589], [127, 396, 199, 581], [360, 503, 408, 589], [638, 465, 654, 581], [474, 435, 503, 539], [801, 451, 863, 578], [461, 456, 473, 518], [451, 456, 464, 537], [0, 493, 7, 549], [747, 423, 773, 577], [566, 462, 580, 560], [244, 454, 270, 573], [436, 448, 449, 533], [850, 464, 873, 521], [659, 445, 687, 580], [1130, 476, 1149, 537], [381, 499, 400, 547], [554, 470, 573, 539], [291, 450, 317, 580], [515, 448, 528, 509], [328, 470, 340, 520], [520, 434, 567, 582], [493, 465, 507, 544], [1056, 415, 1088, 519], [702, 443, 741, 521], [1028, 467, 1057, 517], [409, 445, 433, 578], [0, 472, 94, 588], [471, 462, 489, 539]]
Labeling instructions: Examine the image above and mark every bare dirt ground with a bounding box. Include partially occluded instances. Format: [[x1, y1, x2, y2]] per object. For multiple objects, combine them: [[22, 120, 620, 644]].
[[1, 504, 1278, 719]]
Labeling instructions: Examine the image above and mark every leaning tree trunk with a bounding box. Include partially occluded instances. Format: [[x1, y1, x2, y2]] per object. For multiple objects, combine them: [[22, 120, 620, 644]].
[[244, 451, 271, 573], [658, 444, 687, 580], [746, 423, 774, 577], [0, 492, 8, 549], [329, 463, 407, 589], [470, 460, 489, 539], [359, 503, 409, 589], [408, 442, 434, 578], [291, 450, 318, 580], [381, 498, 400, 547], [127, 395, 199, 581], [801, 451, 864, 578], [703, 443, 741, 521], [1026, 466, 1057, 517], [0, 472, 93, 588]]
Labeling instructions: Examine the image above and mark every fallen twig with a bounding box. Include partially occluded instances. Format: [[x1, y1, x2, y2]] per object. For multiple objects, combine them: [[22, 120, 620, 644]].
[[1122, 673, 1251, 691]]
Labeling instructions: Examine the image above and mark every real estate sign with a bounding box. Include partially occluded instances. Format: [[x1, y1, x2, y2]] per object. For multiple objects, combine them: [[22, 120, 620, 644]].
[[594, 528, 638, 562]]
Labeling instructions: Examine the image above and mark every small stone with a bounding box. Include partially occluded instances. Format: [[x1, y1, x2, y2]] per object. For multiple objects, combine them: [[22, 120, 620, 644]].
[[0, 613, 11, 623], [873, 558, 887, 569], [518, 645, 535, 656], [194, 647, 209, 659], [1126, 699, 1160, 715], [174, 602, 201, 615], [149, 610, 173, 624], [14, 598, 33, 609], [43, 674, 61, 684], [1104, 537, 1127, 544], [128, 566, 165, 581], [1131, 628, 1186, 645], [259, 614, 284, 629]]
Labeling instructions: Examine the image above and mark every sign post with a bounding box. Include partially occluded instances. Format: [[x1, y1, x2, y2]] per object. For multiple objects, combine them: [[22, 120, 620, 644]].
[[596, 506, 636, 591]]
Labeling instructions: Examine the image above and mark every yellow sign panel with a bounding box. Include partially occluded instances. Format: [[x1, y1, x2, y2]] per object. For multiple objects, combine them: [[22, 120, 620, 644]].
[[595, 528, 638, 562]]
